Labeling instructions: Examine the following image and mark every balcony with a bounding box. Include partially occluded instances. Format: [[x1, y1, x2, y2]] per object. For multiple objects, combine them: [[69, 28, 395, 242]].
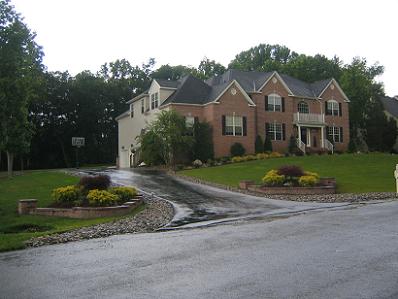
[[293, 112, 325, 125]]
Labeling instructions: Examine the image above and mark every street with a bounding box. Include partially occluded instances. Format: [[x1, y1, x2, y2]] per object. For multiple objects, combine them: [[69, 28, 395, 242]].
[[1, 200, 398, 298]]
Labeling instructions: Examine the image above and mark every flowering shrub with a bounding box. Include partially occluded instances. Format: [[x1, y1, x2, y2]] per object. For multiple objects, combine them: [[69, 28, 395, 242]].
[[277, 165, 304, 178], [52, 185, 80, 202], [193, 159, 203, 168], [109, 186, 137, 203], [304, 171, 320, 180], [299, 175, 319, 187], [269, 152, 283, 158], [87, 189, 118, 206], [231, 156, 243, 163], [262, 170, 285, 186], [256, 153, 269, 160]]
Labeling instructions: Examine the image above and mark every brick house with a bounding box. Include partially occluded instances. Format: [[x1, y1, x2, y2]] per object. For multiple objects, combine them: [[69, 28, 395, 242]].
[[116, 69, 350, 168]]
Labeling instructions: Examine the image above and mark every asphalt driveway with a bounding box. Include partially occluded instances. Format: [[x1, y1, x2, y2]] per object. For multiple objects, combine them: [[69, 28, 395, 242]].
[[98, 169, 346, 228]]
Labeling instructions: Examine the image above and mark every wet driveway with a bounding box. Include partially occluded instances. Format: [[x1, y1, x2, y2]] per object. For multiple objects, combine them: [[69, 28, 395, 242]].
[[94, 169, 345, 228]]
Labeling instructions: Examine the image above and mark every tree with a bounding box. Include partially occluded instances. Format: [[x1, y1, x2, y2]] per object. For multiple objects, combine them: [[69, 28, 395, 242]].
[[151, 64, 196, 81], [195, 57, 226, 80], [139, 130, 164, 166], [0, 0, 44, 176], [142, 110, 193, 166], [264, 136, 273, 152], [192, 121, 214, 162], [255, 135, 263, 154]]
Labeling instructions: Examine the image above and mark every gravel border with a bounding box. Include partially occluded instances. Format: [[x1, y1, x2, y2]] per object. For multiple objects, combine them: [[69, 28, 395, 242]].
[[25, 195, 174, 248], [172, 172, 398, 203]]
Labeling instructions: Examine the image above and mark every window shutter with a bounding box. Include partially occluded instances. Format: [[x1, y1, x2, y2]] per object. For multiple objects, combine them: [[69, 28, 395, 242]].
[[282, 97, 285, 112], [265, 96, 269, 111], [243, 116, 247, 136], [339, 103, 342, 117], [340, 127, 343, 143], [326, 126, 329, 140], [325, 102, 329, 115], [282, 124, 286, 140], [222, 115, 226, 135], [265, 123, 270, 138]]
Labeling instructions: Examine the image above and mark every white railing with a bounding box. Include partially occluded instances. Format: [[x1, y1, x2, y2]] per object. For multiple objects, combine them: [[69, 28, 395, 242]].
[[294, 112, 325, 124], [324, 139, 334, 154], [296, 138, 306, 154]]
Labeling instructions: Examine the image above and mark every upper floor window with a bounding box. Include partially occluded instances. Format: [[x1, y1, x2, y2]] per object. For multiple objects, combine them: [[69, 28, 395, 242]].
[[326, 100, 340, 116], [266, 94, 282, 112], [151, 92, 159, 110], [298, 101, 309, 114], [130, 103, 134, 118], [222, 114, 246, 136], [141, 99, 145, 114]]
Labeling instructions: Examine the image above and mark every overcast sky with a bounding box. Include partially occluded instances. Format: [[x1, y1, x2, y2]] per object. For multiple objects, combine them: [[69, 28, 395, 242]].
[[11, 0, 398, 96]]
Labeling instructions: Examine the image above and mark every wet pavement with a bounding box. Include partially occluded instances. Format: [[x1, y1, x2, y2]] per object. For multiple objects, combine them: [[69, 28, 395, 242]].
[[90, 169, 349, 228], [1, 200, 398, 298]]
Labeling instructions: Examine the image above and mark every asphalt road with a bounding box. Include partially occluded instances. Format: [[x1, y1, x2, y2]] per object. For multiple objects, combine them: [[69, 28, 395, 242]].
[[1, 200, 398, 298], [96, 169, 346, 228]]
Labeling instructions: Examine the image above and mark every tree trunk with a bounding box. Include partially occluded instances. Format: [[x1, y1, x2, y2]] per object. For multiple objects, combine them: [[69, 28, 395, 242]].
[[20, 156, 24, 172], [6, 151, 14, 178]]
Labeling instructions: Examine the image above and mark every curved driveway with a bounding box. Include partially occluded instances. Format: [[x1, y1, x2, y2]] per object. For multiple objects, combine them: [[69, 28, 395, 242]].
[[100, 169, 347, 228]]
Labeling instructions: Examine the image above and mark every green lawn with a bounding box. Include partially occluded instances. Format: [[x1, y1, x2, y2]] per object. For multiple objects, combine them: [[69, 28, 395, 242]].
[[0, 171, 143, 252], [180, 153, 397, 193]]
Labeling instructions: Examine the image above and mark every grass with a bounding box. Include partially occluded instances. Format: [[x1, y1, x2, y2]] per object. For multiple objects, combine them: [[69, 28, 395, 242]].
[[180, 153, 398, 193], [0, 171, 143, 252]]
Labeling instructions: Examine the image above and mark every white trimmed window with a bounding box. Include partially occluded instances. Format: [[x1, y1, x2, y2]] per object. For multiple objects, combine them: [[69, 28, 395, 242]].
[[225, 115, 243, 136], [130, 103, 134, 118], [151, 92, 159, 110], [267, 123, 283, 141], [185, 116, 195, 128], [298, 101, 309, 114], [267, 94, 282, 112], [327, 126, 343, 143], [327, 100, 339, 116]]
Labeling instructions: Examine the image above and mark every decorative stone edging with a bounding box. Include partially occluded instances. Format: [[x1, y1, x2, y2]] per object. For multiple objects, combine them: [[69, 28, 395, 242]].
[[25, 195, 175, 248], [171, 172, 398, 203], [18, 198, 143, 219]]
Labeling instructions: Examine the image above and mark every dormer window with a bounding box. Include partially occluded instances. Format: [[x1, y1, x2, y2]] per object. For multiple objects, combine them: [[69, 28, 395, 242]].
[[151, 92, 159, 110], [298, 101, 309, 114]]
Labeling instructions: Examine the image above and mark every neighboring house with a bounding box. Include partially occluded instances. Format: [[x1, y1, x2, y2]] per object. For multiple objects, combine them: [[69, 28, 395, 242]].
[[380, 95, 398, 150], [116, 69, 350, 168]]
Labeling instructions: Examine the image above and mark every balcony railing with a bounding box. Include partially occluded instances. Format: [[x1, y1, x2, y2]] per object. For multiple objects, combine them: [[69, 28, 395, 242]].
[[293, 112, 325, 125]]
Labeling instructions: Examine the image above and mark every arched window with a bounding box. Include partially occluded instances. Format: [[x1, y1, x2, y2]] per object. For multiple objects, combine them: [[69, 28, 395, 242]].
[[327, 100, 339, 116], [298, 101, 309, 114]]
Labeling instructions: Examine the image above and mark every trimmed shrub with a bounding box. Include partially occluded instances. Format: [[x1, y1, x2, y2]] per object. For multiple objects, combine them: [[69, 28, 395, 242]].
[[87, 189, 118, 206], [277, 165, 304, 178], [255, 135, 264, 154], [264, 136, 273, 152], [304, 171, 320, 180], [52, 185, 80, 202], [262, 170, 285, 186], [192, 159, 203, 168], [288, 136, 298, 154], [230, 142, 246, 157], [299, 175, 319, 187], [256, 153, 269, 160], [269, 152, 283, 158], [109, 186, 137, 203], [78, 175, 111, 192], [231, 156, 243, 163]]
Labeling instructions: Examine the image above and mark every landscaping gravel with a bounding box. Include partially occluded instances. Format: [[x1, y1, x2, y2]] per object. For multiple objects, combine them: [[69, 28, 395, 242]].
[[25, 196, 174, 248]]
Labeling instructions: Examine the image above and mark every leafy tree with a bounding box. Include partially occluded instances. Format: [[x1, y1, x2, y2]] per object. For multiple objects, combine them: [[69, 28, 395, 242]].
[[143, 109, 193, 166], [192, 121, 214, 162], [255, 135, 263, 153], [0, 0, 44, 176], [151, 64, 196, 81], [195, 57, 226, 80], [139, 130, 164, 165]]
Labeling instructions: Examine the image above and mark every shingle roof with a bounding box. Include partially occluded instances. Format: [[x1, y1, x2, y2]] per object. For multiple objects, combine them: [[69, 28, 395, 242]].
[[380, 96, 398, 118], [157, 69, 335, 106], [155, 78, 179, 89]]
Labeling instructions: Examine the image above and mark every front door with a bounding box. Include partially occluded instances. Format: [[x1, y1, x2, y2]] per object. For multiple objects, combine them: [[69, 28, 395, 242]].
[[300, 127, 307, 145]]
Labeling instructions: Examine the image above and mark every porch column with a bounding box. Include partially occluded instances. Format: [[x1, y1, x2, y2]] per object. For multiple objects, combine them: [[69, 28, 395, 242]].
[[321, 126, 325, 148], [298, 125, 301, 142]]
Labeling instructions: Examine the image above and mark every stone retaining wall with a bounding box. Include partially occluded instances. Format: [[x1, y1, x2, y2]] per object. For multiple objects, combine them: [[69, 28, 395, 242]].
[[247, 185, 335, 195], [18, 199, 143, 219]]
